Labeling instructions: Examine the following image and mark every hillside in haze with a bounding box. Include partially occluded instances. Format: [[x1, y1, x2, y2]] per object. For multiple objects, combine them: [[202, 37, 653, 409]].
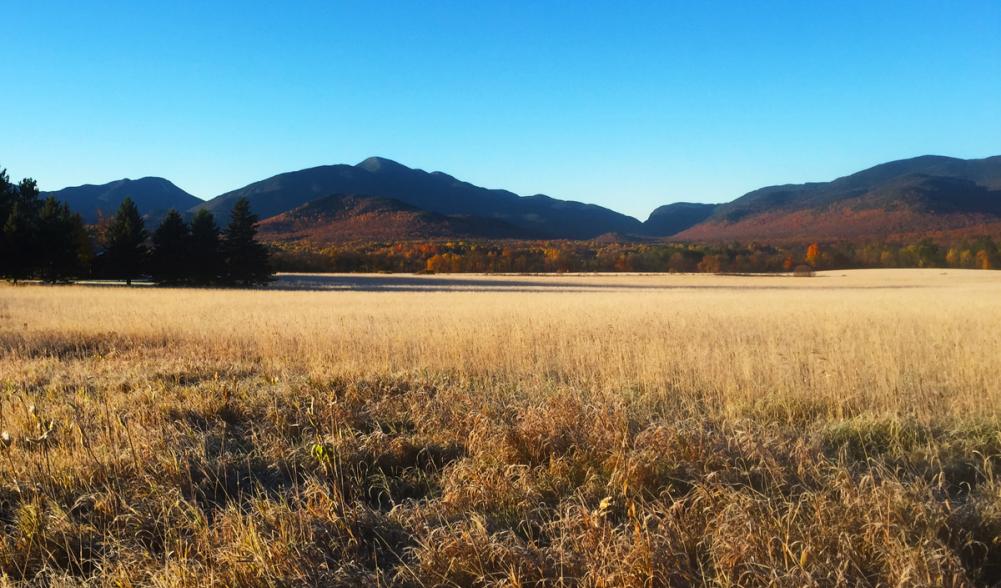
[[674, 155, 1001, 241], [196, 157, 643, 240], [43, 177, 200, 224], [256, 193, 530, 243]]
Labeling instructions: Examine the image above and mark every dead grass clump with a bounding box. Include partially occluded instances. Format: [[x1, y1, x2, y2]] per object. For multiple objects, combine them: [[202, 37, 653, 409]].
[[440, 460, 551, 529], [400, 517, 554, 586], [206, 489, 406, 586], [945, 484, 1001, 585], [471, 392, 628, 469], [701, 474, 970, 586], [821, 416, 1001, 495], [0, 496, 103, 580], [611, 419, 745, 499], [554, 499, 707, 586], [315, 429, 463, 507]]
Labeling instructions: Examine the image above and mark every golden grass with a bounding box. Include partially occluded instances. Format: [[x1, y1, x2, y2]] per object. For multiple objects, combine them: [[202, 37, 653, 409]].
[[1, 269, 1000, 585]]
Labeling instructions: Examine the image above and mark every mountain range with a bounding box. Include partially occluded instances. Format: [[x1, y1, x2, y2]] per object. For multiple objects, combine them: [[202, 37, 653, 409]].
[[197, 157, 641, 239], [42, 154, 1001, 243]]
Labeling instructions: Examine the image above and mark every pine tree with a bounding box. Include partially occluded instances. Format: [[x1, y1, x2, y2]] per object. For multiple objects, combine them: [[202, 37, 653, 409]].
[[104, 197, 148, 285], [3, 200, 37, 283], [37, 197, 88, 282], [14, 178, 40, 214], [0, 167, 13, 225], [2, 176, 43, 282], [0, 167, 13, 278], [69, 212, 92, 278], [151, 210, 190, 285], [189, 209, 222, 285], [221, 198, 272, 287], [1, 170, 88, 283]]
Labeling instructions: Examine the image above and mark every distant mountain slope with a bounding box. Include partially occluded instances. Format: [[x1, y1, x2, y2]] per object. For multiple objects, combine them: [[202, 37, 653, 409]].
[[44, 177, 201, 223], [44, 153, 1001, 243], [257, 194, 531, 243], [642, 202, 717, 236], [197, 157, 642, 239], [675, 155, 1001, 241]]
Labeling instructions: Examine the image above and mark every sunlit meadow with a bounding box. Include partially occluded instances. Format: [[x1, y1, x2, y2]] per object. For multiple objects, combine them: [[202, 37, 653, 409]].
[[2, 269, 1000, 585]]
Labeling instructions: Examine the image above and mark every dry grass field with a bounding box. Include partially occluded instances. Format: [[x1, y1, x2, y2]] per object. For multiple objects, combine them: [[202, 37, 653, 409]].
[[2, 269, 1001, 586]]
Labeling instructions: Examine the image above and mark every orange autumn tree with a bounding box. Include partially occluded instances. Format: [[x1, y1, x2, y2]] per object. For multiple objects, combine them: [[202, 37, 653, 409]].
[[805, 242, 820, 267]]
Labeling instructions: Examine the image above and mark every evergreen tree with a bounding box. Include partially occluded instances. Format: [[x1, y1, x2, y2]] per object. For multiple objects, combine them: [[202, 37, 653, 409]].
[[189, 209, 222, 285], [15, 178, 40, 212], [37, 197, 88, 281], [151, 210, 190, 285], [2, 177, 42, 282], [0, 167, 13, 224], [104, 197, 148, 285], [0, 167, 13, 278], [70, 212, 93, 278], [221, 198, 272, 286], [3, 200, 37, 282], [0, 169, 89, 283]]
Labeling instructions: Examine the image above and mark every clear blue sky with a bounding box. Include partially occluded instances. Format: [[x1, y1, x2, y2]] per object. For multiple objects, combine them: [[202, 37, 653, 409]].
[[4, 1, 1000, 219]]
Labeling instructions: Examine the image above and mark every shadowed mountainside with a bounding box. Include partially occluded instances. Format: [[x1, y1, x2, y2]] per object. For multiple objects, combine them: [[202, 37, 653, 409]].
[[675, 155, 1001, 241], [40, 153, 1001, 243], [42, 177, 201, 224], [643, 202, 717, 236], [196, 157, 643, 240], [256, 193, 531, 243]]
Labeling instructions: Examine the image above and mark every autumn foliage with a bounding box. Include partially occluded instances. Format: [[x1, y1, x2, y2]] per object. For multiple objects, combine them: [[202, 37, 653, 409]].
[[269, 235, 1001, 274], [805, 242, 820, 267]]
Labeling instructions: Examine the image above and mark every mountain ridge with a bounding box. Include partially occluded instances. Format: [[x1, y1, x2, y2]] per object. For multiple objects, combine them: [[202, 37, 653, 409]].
[[676, 154, 1001, 241], [195, 156, 644, 239], [39, 153, 1001, 243], [42, 177, 201, 224]]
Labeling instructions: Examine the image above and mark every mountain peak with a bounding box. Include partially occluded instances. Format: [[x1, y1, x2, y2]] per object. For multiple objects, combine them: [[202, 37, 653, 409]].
[[131, 176, 173, 184], [355, 156, 410, 173]]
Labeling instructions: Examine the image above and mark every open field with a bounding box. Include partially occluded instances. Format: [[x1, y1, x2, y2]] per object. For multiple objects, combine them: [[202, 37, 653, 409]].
[[2, 269, 1001, 585]]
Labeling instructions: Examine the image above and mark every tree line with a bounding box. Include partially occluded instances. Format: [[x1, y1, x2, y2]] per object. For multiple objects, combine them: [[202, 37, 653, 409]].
[[270, 236, 1000, 274], [4, 163, 999, 280], [0, 166, 272, 286]]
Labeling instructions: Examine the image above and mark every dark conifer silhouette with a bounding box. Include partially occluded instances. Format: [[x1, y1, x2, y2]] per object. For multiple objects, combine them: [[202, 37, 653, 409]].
[[104, 197, 148, 285], [221, 198, 272, 286], [0, 169, 10, 278], [0, 168, 13, 224], [37, 197, 89, 282], [15, 178, 41, 214], [3, 200, 37, 283], [189, 209, 222, 285], [151, 210, 190, 285], [1, 174, 42, 282]]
